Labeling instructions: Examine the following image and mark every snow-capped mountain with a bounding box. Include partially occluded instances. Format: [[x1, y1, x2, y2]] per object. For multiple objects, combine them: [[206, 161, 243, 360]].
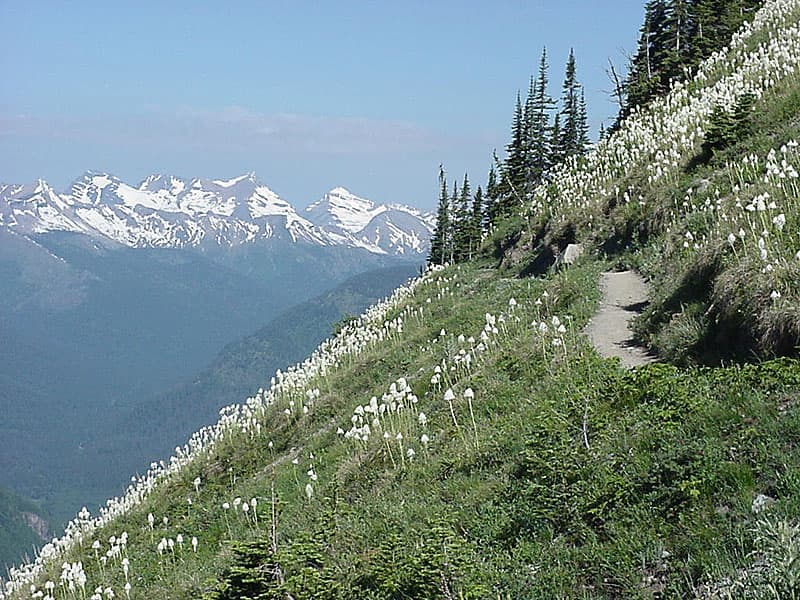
[[304, 187, 435, 255], [0, 173, 433, 255], [0, 180, 90, 235]]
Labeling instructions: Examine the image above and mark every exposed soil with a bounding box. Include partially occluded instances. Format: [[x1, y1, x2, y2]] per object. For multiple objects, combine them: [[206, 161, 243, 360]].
[[586, 271, 658, 368]]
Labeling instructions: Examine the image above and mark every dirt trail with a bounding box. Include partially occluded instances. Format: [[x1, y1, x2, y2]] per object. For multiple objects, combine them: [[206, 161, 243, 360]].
[[585, 271, 658, 368]]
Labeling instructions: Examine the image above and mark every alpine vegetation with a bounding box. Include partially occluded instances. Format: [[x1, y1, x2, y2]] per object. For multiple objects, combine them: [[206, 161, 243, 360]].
[[493, 0, 800, 360]]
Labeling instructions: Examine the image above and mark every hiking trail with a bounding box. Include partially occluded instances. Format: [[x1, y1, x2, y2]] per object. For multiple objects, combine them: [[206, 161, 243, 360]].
[[585, 270, 658, 368]]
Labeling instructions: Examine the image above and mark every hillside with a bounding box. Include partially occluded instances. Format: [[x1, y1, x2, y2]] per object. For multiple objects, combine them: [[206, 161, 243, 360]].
[[491, 0, 800, 363], [0, 488, 48, 573], [84, 264, 421, 498], [0, 263, 418, 567], [0, 229, 413, 531], [3, 1, 800, 598]]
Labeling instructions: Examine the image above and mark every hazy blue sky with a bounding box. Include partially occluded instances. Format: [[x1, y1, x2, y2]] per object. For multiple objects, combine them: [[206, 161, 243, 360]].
[[1, 1, 644, 209]]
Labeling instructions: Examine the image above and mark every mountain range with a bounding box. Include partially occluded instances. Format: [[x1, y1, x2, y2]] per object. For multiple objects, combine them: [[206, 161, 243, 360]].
[[0, 172, 434, 256]]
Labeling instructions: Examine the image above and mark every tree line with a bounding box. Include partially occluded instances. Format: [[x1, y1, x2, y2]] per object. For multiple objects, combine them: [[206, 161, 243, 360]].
[[429, 1, 765, 266], [616, 0, 763, 125], [429, 48, 590, 266]]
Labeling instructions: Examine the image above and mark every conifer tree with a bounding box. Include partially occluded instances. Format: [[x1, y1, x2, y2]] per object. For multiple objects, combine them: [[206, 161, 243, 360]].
[[663, 0, 692, 80], [470, 185, 484, 259], [558, 49, 585, 159], [624, 0, 670, 117], [688, 0, 717, 62], [690, 0, 759, 60], [485, 165, 501, 227], [578, 90, 590, 154], [428, 168, 450, 266], [504, 93, 527, 202], [549, 112, 562, 167], [453, 174, 472, 261], [527, 48, 557, 184], [523, 75, 538, 186], [449, 180, 459, 263]]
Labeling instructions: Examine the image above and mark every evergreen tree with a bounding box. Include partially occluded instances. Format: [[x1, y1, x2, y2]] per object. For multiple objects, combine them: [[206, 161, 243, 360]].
[[523, 75, 538, 186], [485, 164, 501, 227], [663, 0, 692, 81], [649, 0, 675, 92], [624, 1, 670, 117], [558, 49, 585, 159], [453, 174, 472, 261], [527, 48, 557, 184], [449, 180, 459, 263], [428, 168, 450, 266], [549, 112, 562, 167], [504, 92, 527, 198], [470, 185, 484, 259], [577, 89, 590, 154], [690, 0, 760, 61], [688, 0, 715, 62], [701, 91, 756, 157]]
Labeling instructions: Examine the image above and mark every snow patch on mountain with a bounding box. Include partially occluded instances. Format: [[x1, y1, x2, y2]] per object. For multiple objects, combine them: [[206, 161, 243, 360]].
[[212, 173, 255, 188], [0, 180, 90, 234], [305, 187, 385, 234], [304, 187, 434, 256]]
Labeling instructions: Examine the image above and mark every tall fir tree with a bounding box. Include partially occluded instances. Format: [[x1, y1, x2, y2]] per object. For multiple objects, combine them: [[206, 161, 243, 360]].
[[448, 180, 459, 263], [558, 49, 586, 159], [663, 0, 692, 81], [485, 164, 501, 227], [549, 112, 562, 168], [523, 75, 538, 186], [470, 185, 484, 260], [453, 174, 472, 262], [623, 0, 670, 119], [428, 167, 450, 266], [577, 89, 590, 153], [527, 48, 557, 184], [503, 92, 528, 211]]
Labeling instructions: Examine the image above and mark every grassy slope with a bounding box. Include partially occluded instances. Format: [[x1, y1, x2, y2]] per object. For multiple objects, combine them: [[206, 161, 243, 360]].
[[492, 2, 800, 366], [632, 73, 800, 363], [7, 261, 800, 598]]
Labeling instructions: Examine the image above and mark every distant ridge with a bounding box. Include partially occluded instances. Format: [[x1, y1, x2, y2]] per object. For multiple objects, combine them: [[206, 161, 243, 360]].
[[0, 173, 434, 256]]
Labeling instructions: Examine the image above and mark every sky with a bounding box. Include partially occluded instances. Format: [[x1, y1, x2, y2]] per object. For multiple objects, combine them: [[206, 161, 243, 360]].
[[0, 1, 645, 210]]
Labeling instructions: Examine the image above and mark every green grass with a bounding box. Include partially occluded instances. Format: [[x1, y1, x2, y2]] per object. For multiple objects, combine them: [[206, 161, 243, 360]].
[[488, 70, 800, 366], [632, 74, 800, 364], [10, 261, 800, 599]]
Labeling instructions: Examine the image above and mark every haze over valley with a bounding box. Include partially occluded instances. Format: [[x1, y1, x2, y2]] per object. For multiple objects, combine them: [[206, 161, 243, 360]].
[[0, 172, 430, 564]]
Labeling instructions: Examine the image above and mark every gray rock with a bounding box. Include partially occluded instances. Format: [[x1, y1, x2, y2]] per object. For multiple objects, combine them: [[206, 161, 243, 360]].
[[554, 243, 584, 268], [563, 243, 584, 264]]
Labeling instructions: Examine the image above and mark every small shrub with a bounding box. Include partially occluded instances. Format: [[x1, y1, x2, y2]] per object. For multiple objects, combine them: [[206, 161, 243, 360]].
[[701, 93, 758, 159]]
